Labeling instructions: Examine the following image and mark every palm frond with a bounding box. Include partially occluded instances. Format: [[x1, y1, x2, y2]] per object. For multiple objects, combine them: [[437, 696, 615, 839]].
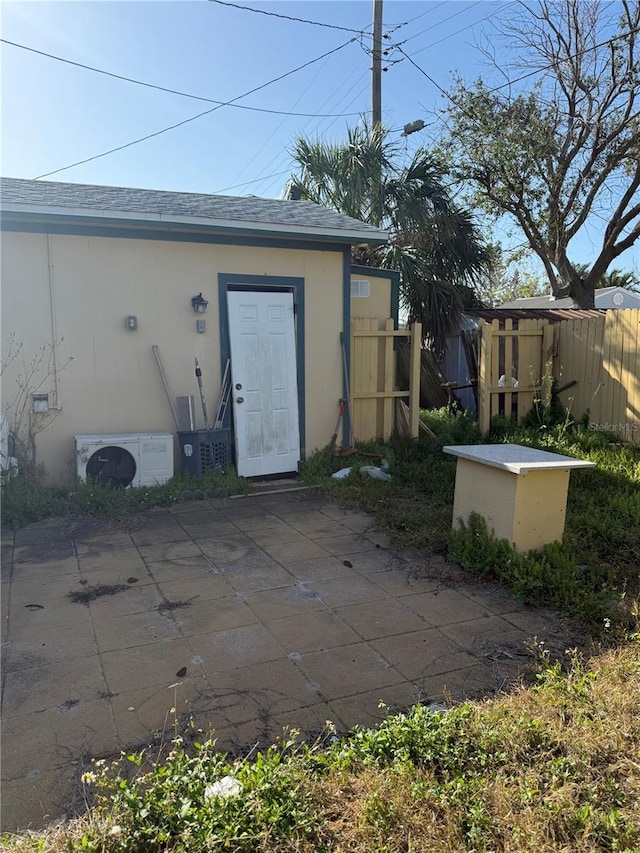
[[285, 122, 492, 355]]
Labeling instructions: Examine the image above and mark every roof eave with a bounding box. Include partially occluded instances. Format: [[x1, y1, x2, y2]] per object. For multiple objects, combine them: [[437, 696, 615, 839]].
[[0, 203, 389, 246]]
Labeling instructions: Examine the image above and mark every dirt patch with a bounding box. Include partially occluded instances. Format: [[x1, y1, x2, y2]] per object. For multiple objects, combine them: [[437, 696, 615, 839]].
[[157, 597, 197, 614], [67, 584, 128, 604]]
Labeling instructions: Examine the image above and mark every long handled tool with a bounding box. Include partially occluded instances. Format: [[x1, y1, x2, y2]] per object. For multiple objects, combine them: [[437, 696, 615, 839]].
[[152, 345, 180, 430], [194, 358, 210, 430], [340, 331, 355, 448], [214, 359, 232, 429], [329, 399, 348, 451]]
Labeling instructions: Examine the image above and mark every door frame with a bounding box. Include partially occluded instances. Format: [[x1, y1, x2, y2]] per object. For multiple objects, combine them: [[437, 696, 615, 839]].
[[218, 273, 306, 462]]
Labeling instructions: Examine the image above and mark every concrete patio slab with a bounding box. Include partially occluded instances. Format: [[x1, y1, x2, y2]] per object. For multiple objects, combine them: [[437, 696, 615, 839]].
[[297, 642, 406, 700], [2, 654, 108, 717], [265, 609, 361, 654], [1, 490, 584, 834], [173, 595, 258, 636], [155, 573, 237, 604], [312, 574, 390, 608], [190, 623, 285, 674], [101, 637, 202, 693], [335, 597, 427, 640]]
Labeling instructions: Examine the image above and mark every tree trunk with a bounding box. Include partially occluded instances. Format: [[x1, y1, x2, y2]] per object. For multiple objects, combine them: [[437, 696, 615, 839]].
[[569, 280, 595, 308]]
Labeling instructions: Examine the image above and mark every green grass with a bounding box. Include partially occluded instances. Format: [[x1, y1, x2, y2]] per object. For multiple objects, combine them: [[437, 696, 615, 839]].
[[0, 467, 249, 529], [4, 641, 639, 852]]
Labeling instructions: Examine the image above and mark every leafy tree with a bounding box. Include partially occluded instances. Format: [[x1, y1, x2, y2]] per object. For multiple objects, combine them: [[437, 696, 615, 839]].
[[283, 123, 489, 355], [477, 244, 548, 306], [443, 0, 640, 308]]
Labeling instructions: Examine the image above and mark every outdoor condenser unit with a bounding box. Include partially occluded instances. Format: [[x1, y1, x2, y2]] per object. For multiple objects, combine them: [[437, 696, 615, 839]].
[[75, 433, 174, 487]]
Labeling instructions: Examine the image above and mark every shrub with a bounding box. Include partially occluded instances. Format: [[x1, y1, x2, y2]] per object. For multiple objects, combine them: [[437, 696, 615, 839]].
[[448, 514, 626, 632]]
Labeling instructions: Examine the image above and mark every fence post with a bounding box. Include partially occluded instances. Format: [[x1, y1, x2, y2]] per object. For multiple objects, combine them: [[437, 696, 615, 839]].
[[382, 317, 395, 440], [478, 320, 492, 434], [409, 322, 422, 438]]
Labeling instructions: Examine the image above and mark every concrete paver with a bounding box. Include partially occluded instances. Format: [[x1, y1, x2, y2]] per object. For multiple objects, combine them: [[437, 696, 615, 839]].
[[1, 488, 583, 834], [265, 609, 361, 654]]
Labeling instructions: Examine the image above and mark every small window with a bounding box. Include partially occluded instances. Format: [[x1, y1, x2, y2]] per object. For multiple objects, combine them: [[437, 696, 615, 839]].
[[351, 279, 370, 298], [32, 394, 49, 413]]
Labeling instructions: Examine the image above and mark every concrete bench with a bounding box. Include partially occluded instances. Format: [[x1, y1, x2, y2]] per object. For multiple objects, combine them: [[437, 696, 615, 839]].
[[443, 444, 596, 551]]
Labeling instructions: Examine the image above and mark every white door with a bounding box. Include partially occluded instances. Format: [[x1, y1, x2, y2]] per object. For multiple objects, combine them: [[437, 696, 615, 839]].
[[227, 290, 300, 477]]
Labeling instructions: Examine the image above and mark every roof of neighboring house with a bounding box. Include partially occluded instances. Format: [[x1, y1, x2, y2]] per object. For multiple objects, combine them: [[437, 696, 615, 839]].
[[498, 287, 640, 309], [0, 177, 389, 246], [465, 308, 606, 324]]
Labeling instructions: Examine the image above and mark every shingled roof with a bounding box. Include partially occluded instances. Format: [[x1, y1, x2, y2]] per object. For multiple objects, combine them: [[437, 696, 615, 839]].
[[0, 177, 389, 245]]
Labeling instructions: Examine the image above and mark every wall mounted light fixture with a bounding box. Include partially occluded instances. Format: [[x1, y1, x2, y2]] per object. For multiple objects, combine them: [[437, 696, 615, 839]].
[[191, 293, 209, 313]]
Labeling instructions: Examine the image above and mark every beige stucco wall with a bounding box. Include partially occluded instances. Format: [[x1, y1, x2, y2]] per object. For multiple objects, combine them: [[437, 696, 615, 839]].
[[350, 271, 392, 322], [1, 230, 345, 482], [451, 458, 571, 552]]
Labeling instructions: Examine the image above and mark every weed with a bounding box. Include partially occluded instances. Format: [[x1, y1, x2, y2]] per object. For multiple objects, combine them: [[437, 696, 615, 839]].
[[67, 584, 129, 604], [448, 514, 625, 632], [0, 468, 249, 530], [157, 597, 197, 614]]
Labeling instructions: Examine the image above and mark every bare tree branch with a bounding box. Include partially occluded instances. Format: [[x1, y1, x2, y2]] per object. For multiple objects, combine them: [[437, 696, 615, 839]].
[[443, 0, 640, 307]]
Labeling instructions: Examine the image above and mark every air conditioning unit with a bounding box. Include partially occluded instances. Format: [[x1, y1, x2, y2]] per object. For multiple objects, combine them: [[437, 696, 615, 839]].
[[75, 433, 174, 487]]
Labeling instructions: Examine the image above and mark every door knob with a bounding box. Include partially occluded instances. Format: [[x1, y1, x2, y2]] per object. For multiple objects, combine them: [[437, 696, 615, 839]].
[[236, 396, 244, 403]]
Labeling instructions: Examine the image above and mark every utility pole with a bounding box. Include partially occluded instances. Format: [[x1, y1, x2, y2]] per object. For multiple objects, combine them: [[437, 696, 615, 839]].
[[372, 0, 383, 128]]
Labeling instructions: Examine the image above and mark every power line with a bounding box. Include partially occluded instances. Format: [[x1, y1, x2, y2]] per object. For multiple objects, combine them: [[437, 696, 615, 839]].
[[385, 2, 448, 35], [217, 43, 338, 191], [395, 46, 452, 102], [32, 37, 358, 180], [394, 1, 485, 48], [211, 168, 292, 194], [411, 3, 517, 56], [1, 38, 361, 119], [208, 0, 368, 34], [394, 22, 640, 131]]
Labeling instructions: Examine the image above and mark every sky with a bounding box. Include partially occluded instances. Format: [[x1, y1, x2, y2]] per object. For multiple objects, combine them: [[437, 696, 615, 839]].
[[1, 0, 638, 274]]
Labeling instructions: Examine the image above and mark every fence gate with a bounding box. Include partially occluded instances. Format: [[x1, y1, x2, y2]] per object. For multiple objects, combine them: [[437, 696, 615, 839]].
[[350, 318, 421, 441], [477, 317, 554, 433]]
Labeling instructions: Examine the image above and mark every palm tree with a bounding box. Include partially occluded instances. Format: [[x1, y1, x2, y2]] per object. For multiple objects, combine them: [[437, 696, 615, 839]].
[[572, 264, 640, 296], [283, 123, 489, 356]]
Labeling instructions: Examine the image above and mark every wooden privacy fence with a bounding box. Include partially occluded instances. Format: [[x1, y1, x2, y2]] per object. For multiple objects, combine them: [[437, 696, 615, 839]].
[[477, 310, 640, 443], [350, 318, 422, 441], [555, 309, 639, 442]]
